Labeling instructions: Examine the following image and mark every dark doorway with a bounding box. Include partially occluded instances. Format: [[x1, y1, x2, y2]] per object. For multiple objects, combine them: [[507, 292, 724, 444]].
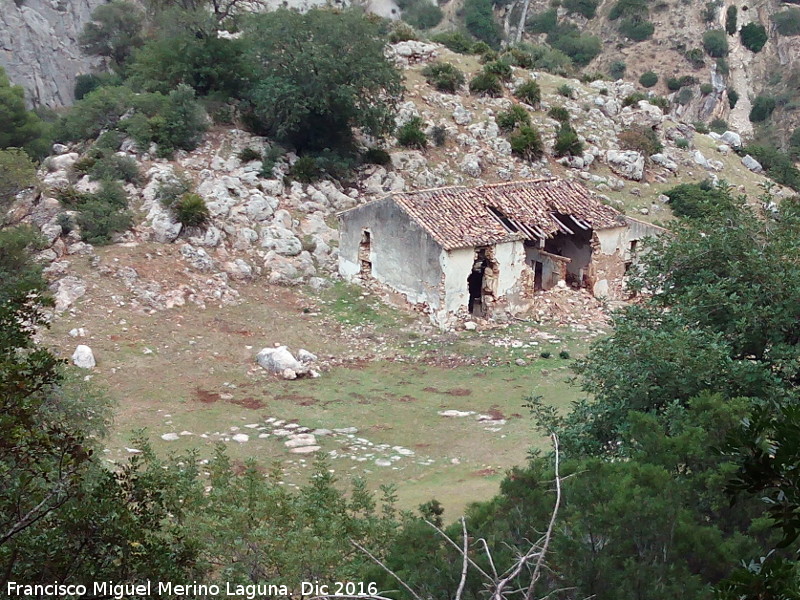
[[468, 249, 488, 316], [534, 261, 544, 291], [359, 230, 372, 277]]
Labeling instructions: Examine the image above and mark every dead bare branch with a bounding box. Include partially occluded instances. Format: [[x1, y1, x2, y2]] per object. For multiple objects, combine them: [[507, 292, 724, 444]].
[[454, 517, 470, 600], [350, 540, 425, 600]]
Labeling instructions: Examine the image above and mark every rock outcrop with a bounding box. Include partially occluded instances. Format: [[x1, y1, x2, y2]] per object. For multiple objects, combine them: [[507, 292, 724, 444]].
[[0, 0, 104, 107]]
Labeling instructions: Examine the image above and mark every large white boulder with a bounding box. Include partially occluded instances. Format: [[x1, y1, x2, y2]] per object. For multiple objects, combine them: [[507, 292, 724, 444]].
[[256, 346, 303, 374], [71, 345, 96, 369], [606, 150, 645, 181]]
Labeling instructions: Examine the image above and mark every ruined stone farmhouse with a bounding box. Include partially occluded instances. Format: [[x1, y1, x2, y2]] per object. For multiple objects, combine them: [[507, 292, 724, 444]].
[[338, 179, 663, 327]]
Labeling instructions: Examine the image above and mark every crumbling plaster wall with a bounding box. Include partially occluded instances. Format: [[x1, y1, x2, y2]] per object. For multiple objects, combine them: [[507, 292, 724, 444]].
[[338, 198, 442, 308]]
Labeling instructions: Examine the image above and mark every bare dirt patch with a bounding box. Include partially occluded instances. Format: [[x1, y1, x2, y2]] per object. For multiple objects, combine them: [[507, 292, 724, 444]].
[[446, 388, 472, 397], [487, 406, 506, 420], [194, 388, 221, 404], [472, 468, 498, 477]]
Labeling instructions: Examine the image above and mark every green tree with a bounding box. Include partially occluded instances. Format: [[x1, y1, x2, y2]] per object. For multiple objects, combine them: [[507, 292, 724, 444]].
[[740, 22, 768, 52], [0, 68, 50, 159], [243, 9, 402, 153], [0, 149, 36, 215], [80, 0, 145, 72], [464, 0, 501, 48], [725, 5, 737, 34], [702, 29, 729, 57]]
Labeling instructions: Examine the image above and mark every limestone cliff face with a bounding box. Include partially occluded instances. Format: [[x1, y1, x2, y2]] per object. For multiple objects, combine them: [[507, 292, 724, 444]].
[[0, 0, 104, 108]]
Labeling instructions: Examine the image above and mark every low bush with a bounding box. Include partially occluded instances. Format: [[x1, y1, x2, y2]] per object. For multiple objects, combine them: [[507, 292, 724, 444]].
[[238, 147, 262, 163], [557, 83, 574, 97], [677, 87, 694, 105], [749, 95, 776, 122], [694, 121, 709, 134], [725, 5, 737, 35], [421, 62, 466, 93], [363, 147, 391, 165], [526, 9, 558, 34], [430, 31, 474, 54], [548, 105, 571, 122], [618, 16, 655, 41], [676, 138, 690, 149], [664, 181, 737, 219], [639, 71, 658, 88], [773, 9, 800, 36], [608, 60, 627, 79], [289, 155, 322, 183], [469, 72, 503, 96], [648, 96, 670, 112], [514, 80, 541, 106], [172, 193, 210, 229], [666, 77, 682, 91], [260, 145, 285, 178], [483, 60, 513, 81], [88, 153, 140, 183], [559, 350, 571, 359], [608, 0, 647, 21], [740, 22, 768, 52], [619, 124, 662, 156], [622, 92, 648, 107], [744, 145, 800, 190], [464, 0, 501, 48], [540, 351, 552, 359], [396, 117, 428, 149], [67, 179, 132, 245], [388, 22, 418, 43], [700, 82, 714, 95], [709, 118, 728, 134], [727, 88, 739, 109], [497, 105, 530, 131], [509, 125, 544, 161], [431, 125, 447, 147], [403, 0, 443, 30], [156, 176, 192, 208], [563, 0, 598, 19], [546, 24, 601, 66], [685, 48, 705, 69], [702, 29, 729, 57], [553, 122, 583, 157]]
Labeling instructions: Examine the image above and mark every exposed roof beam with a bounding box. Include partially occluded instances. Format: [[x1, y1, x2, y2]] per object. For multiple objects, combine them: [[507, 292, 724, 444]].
[[550, 214, 574, 235]]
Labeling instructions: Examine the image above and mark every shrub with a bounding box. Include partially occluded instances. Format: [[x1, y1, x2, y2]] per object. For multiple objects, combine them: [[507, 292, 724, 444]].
[[156, 176, 192, 208], [238, 147, 262, 163], [676, 137, 689, 149], [471, 41, 492, 55], [431, 125, 447, 147], [639, 71, 658, 88], [709, 118, 728, 134], [557, 83, 574, 98], [685, 48, 705, 69], [664, 182, 735, 219], [73, 73, 121, 101], [648, 96, 670, 112], [483, 60, 513, 81], [421, 62, 466, 93], [744, 145, 800, 190], [622, 92, 648, 107], [430, 31, 474, 53], [703, 1, 717, 23], [618, 124, 662, 156], [618, 16, 655, 41], [56, 85, 133, 142], [727, 88, 739, 108], [749, 95, 776, 122], [553, 122, 583, 157], [716, 57, 730, 75], [497, 105, 531, 131], [363, 147, 391, 165], [260, 145, 285, 178], [77, 199, 132, 245], [677, 87, 694, 105], [540, 351, 552, 359], [700, 82, 714, 95], [56, 213, 73, 235], [388, 22, 418, 43], [725, 5, 737, 35], [289, 155, 322, 182], [702, 29, 729, 57], [527, 9, 557, 34], [608, 60, 626, 80], [740, 22, 768, 52], [396, 117, 428, 149], [469, 72, 503, 96], [559, 350, 571, 359], [548, 105, 571, 122], [464, 0, 501, 48], [563, 0, 598, 19], [509, 125, 544, 161], [666, 77, 682, 91], [694, 121, 709, 134], [509, 43, 573, 75], [403, 0, 443, 30], [514, 80, 541, 106], [88, 153, 140, 183], [172, 193, 210, 229], [608, 0, 647, 21], [773, 9, 800, 36], [479, 49, 499, 64], [546, 24, 601, 66]]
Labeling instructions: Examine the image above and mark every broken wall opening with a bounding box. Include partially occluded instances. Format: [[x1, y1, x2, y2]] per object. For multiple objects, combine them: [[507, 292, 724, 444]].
[[467, 247, 498, 317], [359, 230, 372, 277], [543, 219, 593, 288]]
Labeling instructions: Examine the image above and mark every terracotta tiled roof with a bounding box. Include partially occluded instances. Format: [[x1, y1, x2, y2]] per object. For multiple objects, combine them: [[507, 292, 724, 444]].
[[388, 178, 626, 250]]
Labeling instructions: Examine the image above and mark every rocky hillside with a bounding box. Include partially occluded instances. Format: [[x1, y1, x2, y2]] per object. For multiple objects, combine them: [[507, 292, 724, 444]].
[[9, 40, 787, 326]]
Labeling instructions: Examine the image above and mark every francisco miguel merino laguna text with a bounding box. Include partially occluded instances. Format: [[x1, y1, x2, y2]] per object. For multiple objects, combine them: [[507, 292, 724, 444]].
[[7, 580, 380, 599]]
